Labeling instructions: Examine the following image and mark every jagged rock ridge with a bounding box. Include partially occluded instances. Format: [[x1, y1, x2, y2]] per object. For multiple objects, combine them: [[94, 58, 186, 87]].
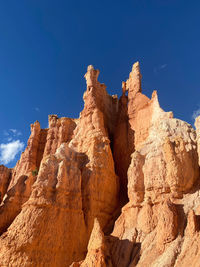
[[0, 62, 200, 267]]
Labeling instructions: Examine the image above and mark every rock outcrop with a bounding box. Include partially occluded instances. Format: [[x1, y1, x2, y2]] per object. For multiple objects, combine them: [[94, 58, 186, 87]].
[[71, 218, 112, 267], [0, 62, 200, 267], [0, 165, 11, 202], [0, 65, 118, 266]]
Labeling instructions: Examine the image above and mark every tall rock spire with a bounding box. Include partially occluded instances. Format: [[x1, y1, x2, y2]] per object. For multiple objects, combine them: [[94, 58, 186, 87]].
[[126, 61, 142, 97], [84, 65, 100, 89]]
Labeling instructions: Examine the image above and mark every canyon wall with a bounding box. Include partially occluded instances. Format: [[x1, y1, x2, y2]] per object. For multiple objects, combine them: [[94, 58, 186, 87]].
[[0, 62, 200, 267]]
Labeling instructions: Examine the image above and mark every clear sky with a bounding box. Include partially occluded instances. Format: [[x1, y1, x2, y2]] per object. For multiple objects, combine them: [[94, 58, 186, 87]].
[[0, 0, 200, 167]]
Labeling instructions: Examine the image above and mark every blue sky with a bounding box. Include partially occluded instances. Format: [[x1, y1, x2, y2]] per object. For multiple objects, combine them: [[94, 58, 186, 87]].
[[0, 0, 200, 167]]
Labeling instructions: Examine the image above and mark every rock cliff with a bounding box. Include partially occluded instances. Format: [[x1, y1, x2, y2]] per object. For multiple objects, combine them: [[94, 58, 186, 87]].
[[0, 62, 200, 267]]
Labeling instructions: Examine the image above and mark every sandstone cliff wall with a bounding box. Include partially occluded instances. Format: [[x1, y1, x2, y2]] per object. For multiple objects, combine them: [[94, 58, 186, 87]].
[[0, 62, 200, 267]]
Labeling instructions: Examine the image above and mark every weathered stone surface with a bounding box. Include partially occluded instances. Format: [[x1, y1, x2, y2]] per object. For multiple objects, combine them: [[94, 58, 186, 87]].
[[43, 116, 76, 157], [0, 65, 119, 266], [195, 115, 200, 166], [68, 65, 119, 233], [0, 165, 11, 202], [126, 62, 154, 150], [128, 110, 199, 205], [87, 64, 199, 267], [10, 121, 41, 189], [71, 218, 112, 267], [185, 209, 198, 236], [0, 122, 42, 237], [113, 90, 130, 203], [0, 144, 88, 266], [0, 173, 35, 235], [137, 203, 155, 234], [128, 151, 145, 205], [156, 200, 178, 248], [0, 62, 199, 267]]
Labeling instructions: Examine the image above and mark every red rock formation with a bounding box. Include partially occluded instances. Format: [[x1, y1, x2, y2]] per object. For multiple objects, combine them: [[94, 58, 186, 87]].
[[10, 120, 41, 189], [0, 165, 11, 202], [113, 85, 130, 203], [43, 115, 76, 157], [0, 62, 200, 267], [0, 122, 42, 236], [71, 63, 200, 267], [71, 218, 112, 267], [185, 209, 198, 236], [113, 63, 173, 204], [68, 65, 119, 234], [126, 62, 152, 150], [0, 65, 119, 266], [195, 115, 200, 165]]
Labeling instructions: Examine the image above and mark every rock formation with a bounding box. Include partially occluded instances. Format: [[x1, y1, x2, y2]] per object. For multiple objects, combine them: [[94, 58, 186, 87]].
[[0, 62, 200, 267], [0, 165, 11, 202]]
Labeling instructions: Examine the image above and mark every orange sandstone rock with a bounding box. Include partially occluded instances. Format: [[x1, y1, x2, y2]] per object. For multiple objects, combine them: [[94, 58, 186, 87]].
[[43, 115, 76, 157], [82, 64, 200, 267], [0, 165, 11, 202], [0, 62, 199, 267], [0, 65, 119, 266], [195, 115, 200, 165], [0, 122, 42, 236], [185, 209, 198, 236], [10, 121, 41, 189], [156, 200, 178, 248], [71, 218, 112, 267]]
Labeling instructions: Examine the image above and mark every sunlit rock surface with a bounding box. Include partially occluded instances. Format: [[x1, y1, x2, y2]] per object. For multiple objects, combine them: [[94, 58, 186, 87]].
[[0, 62, 200, 267]]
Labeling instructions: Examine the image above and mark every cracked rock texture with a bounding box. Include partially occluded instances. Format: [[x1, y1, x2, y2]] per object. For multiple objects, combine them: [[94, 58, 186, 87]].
[[0, 62, 200, 267]]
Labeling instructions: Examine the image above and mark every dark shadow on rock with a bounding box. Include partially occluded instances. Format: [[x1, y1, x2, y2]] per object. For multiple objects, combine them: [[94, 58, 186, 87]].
[[106, 235, 141, 267], [112, 94, 135, 215], [0, 175, 33, 235], [175, 204, 187, 237]]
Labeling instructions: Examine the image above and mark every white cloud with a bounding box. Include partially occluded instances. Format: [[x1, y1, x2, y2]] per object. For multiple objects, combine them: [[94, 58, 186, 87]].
[[10, 129, 17, 134], [34, 107, 40, 112], [0, 140, 24, 165], [160, 64, 167, 69], [154, 63, 167, 74], [192, 108, 200, 121], [10, 129, 22, 136]]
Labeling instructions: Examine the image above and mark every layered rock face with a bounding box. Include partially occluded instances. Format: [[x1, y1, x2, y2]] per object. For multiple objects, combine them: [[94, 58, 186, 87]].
[[0, 62, 200, 267], [0, 165, 11, 202], [0, 65, 118, 267]]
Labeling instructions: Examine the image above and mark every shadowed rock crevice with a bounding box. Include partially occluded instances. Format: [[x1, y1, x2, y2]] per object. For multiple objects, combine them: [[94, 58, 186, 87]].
[[0, 174, 34, 235], [36, 128, 48, 170], [107, 236, 140, 267], [0, 165, 12, 203], [113, 92, 134, 206]]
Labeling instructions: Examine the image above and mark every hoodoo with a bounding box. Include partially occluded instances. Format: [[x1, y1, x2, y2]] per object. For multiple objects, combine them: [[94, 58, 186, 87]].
[[0, 62, 200, 267]]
